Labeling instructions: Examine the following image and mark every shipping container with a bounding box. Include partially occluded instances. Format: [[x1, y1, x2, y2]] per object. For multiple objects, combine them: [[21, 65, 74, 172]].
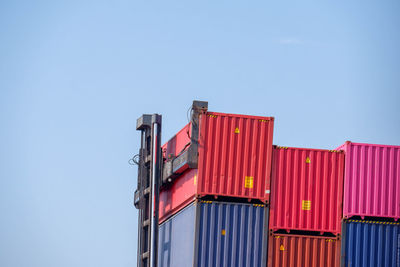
[[337, 142, 400, 219], [197, 112, 274, 202], [341, 219, 400, 267], [158, 200, 268, 267], [159, 169, 197, 223], [269, 146, 345, 234], [162, 123, 191, 160], [268, 233, 340, 267], [160, 111, 274, 221]]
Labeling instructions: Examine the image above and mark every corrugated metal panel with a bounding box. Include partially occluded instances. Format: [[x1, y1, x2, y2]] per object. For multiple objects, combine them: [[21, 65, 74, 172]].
[[159, 203, 196, 267], [196, 201, 268, 267], [159, 111, 274, 222], [269, 146, 345, 234], [158, 201, 268, 267], [159, 169, 197, 223], [268, 234, 340, 267], [342, 220, 400, 267], [197, 112, 274, 203], [338, 142, 400, 219]]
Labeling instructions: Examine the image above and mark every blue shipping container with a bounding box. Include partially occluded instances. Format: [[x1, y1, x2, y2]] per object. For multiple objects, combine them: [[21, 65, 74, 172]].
[[158, 200, 268, 267], [342, 220, 400, 267]]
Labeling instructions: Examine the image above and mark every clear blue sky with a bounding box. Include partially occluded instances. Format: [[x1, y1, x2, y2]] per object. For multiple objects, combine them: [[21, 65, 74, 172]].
[[1, 1, 399, 266]]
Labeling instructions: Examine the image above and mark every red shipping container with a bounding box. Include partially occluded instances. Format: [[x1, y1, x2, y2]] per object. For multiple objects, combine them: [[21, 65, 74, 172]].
[[269, 146, 345, 234], [159, 169, 197, 223], [197, 112, 274, 201], [268, 233, 340, 267], [337, 141, 400, 219], [162, 123, 191, 160], [160, 112, 274, 222]]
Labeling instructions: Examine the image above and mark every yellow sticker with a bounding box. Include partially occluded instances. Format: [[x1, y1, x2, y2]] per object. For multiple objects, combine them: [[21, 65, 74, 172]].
[[194, 174, 197, 185], [235, 127, 240, 134], [280, 245, 285, 251], [305, 156, 311, 163], [245, 176, 254, 188], [302, 200, 311, 210], [221, 229, 226, 236]]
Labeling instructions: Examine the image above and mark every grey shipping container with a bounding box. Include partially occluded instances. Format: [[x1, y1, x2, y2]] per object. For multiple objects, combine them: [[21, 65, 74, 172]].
[[341, 219, 400, 267], [158, 200, 269, 267]]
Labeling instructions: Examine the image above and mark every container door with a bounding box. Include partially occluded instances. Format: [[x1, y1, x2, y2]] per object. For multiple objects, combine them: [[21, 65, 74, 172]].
[[195, 202, 267, 267], [342, 220, 400, 267]]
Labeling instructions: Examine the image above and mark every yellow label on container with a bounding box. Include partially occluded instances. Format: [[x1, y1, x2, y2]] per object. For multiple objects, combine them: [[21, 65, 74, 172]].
[[221, 229, 226, 236], [306, 156, 311, 163], [194, 174, 197, 185], [302, 200, 311, 210], [280, 245, 285, 251], [235, 127, 240, 134], [245, 176, 254, 188]]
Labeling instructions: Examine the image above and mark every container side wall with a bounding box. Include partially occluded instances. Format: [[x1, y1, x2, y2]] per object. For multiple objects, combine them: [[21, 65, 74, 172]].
[[268, 234, 340, 267], [159, 169, 197, 223], [341, 142, 400, 219], [342, 220, 400, 267], [269, 147, 345, 234], [196, 202, 268, 267], [162, 123, 191, 159], [158, 203, 196, 267], [197, 112, 274, 202]]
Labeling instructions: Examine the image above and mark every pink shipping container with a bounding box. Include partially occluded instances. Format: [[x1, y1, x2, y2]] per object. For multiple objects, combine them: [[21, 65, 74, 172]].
[[337, 141, 400, 219], [160, 111, 274, 222], [269, 146, 345, 235], [268, 233, 340, 267]]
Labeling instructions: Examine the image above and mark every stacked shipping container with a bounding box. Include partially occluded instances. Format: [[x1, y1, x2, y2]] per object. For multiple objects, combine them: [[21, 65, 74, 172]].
[[341, 219, 400, 267], [337, 142, 400, 267], [268, 234, 341, 267], [338, 142, 400, 219], [158, 201, 268, 267], [197, 113, 274, 202], [148, 102, 400, 266], [269, 146, 345, 235], [159, 112, 274, 222], [158, 108, 274, 266], [159, 169, 197, 223]]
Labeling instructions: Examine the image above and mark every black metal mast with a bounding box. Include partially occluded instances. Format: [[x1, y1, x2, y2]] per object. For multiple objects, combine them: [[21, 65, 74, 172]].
[[134, 114, 162, 267], [134, 100, 207, 267]]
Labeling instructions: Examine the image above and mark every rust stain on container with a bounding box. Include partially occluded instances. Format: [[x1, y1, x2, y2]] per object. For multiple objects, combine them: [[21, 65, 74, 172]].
[[337, 142, 400, 219], [268, 233, 340, 267], [269, 146, 345, 234]]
